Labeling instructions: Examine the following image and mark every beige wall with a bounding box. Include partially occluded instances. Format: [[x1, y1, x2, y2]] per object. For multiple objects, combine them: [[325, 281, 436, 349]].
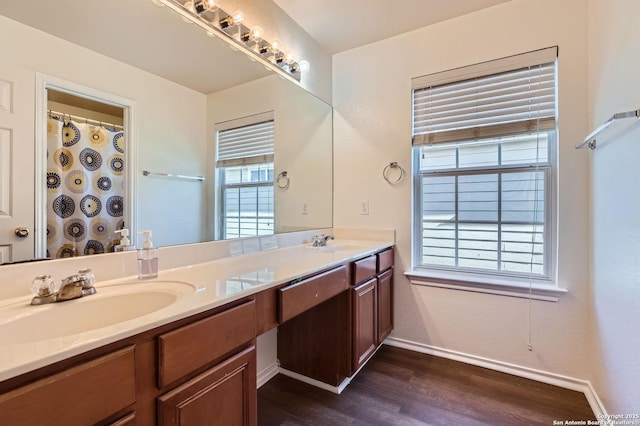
[[588, 0, 640, 413], [207, 75, 333, 239], [214, 0, 332, 103], [333, 0, 591, 380], [0, 15, 208, 248]]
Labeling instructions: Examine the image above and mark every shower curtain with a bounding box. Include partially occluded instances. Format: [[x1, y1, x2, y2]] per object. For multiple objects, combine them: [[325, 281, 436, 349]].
[[46, 114, 125, 258]]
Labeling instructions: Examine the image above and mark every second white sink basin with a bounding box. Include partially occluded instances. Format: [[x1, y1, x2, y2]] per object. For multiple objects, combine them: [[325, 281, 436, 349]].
[[0, 280, 195, 344]]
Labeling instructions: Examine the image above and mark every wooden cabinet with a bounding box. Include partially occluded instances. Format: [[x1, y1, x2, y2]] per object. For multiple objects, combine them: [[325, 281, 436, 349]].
[[351, 248, 394, 373], [156, 302, 257, 426], [0, 347, 136, 426], [157, 301, 256, 388], [0, 245, 392, 422], [278, 265, 348, 323], [158, 346, 256, 426], [279, 246, 395, 389], [352, 278, 378, 371], [0, 300, 257, 426], [377, 268, 393, 343]]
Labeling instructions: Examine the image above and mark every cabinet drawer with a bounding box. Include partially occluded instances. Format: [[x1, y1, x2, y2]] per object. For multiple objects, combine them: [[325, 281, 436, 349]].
[[158, 300, 256, 388], [353, 255, 376, 284], [0, 346, 136, 426], [377, 248, 394, 273], [278, 265, 348, 323]]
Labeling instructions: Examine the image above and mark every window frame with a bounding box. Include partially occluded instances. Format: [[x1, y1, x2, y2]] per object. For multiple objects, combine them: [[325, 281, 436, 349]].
[[214, 111, 275, 240], [409, 48, 562, 297], [218, 162, 275, 240], [412, 132, 556, 282]]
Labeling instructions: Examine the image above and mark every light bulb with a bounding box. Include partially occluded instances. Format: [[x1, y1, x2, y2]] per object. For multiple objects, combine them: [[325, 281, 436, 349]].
[[194, 0, 217, 13], [270, 39, 281, 52], [231, 11, 244, 24], [250, 26, 264, 42], [220, 10, 244, 28], [299, 60, 310, 73], [203, 0, 217, 11], [285, 52, 295, 64]]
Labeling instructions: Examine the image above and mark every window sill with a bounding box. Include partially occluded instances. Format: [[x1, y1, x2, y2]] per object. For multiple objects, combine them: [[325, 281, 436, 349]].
[[405, 269, 567, 302]]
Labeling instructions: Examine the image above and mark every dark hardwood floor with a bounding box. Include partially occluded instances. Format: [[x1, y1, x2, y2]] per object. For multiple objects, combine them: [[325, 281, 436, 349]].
[[257, 345, 595, 425]]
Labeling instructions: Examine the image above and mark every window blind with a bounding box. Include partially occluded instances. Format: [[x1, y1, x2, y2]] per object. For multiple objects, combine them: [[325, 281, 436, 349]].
[[216, 120, 274, 167], [412, 47, 557, 146]]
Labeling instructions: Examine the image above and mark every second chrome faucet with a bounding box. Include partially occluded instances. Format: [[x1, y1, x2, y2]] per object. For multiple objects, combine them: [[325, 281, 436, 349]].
[[312, 234, 335, 247]]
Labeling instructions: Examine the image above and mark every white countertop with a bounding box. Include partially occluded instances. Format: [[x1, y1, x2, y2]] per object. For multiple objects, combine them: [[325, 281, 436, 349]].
[[0, 239, 393, 382]]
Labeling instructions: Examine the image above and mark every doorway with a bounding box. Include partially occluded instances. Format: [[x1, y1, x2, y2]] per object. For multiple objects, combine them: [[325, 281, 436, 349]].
[[35, 74, 136, 260]]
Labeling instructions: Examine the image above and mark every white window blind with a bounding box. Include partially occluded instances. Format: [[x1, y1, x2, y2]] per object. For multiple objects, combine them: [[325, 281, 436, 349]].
[[412, 46, 557, 145], [217, 120, 274, 167], [412, 47, 557, 281]]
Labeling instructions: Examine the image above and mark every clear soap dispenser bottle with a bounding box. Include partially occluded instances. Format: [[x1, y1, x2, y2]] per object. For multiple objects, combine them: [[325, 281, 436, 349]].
[[137, 230, 158, 280]]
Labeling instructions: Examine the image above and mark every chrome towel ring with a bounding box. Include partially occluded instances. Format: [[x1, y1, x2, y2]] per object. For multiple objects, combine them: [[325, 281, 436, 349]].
[[276, 171, 290, 189], [383, 162, 405, 185]]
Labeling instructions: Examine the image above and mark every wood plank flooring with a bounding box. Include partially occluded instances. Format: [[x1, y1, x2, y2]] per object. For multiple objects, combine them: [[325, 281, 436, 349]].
[[257, 345, 595, 425]]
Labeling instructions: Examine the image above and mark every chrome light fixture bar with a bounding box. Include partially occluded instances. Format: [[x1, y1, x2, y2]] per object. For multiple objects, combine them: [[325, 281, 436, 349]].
[[154, 0, 309, 83]]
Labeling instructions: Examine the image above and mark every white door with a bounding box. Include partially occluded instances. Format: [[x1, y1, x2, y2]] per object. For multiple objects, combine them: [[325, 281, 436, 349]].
[[0, 64, 35, 264]]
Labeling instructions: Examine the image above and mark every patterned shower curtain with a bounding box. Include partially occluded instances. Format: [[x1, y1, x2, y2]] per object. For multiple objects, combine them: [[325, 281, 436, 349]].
[[46, 114, 125, 258]]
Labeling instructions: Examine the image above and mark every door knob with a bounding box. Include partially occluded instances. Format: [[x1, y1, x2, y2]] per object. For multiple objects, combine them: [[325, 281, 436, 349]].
[[15, 227, 30, 238]]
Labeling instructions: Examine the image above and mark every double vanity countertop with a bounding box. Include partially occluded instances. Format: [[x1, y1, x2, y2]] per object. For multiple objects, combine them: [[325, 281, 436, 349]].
[[0, 239, 393, 382]]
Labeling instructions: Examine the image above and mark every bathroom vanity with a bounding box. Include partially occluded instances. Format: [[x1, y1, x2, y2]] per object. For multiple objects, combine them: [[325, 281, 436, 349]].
[[0, 240, 394, 425]]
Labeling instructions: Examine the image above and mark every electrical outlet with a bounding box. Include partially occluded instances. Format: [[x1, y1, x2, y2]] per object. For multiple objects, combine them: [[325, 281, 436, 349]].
[[302, 202, 309, 215], [360, 199, 369, 215]]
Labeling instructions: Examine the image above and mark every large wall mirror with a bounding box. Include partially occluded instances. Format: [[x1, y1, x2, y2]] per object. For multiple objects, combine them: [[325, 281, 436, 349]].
[[0, 0, 332, 264]]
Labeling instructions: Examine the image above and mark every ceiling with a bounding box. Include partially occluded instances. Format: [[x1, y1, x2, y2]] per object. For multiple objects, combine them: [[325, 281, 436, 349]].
[[274, 0, 512, 54], [0, 0, 271, 94], [0, 0, 512, 93]]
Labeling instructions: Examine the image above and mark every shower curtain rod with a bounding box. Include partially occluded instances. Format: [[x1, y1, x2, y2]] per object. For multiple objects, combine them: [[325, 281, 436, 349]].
[[48, 109, 124, 130]]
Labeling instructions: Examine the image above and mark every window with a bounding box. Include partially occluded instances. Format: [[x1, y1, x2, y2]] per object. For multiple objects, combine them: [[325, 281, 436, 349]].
[[412, 47, 557, 282], [216, 115, 275, 239]]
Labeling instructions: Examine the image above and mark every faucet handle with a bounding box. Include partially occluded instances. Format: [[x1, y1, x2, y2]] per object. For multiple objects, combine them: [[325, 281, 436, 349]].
[[31, 275, 56, 297], [78, 269, 95, 287]]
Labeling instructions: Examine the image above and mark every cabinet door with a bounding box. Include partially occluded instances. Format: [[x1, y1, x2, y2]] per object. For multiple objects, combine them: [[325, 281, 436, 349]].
[[377, 268, 393, 343], [158, 346, 257, 426], [352, 278, 378, 372]]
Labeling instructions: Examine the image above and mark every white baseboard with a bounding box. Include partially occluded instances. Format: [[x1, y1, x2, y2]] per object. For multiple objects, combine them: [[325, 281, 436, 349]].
[[384, 336, 607, 418], [257, 361, 279, 389], [279, 368, 351, 394], [583, 381, 608, 419]]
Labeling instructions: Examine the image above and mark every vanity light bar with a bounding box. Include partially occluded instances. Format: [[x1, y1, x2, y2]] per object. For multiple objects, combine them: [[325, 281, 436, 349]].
[[154, 0, 307, 83]]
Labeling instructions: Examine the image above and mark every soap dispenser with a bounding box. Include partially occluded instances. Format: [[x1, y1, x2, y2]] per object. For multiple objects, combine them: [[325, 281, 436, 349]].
[[114, 229, 135, 252], [137, 230, 158, 280]]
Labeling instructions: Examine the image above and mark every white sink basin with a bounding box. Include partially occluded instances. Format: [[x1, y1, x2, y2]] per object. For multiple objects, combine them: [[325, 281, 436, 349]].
[[0, 280, 195, 344]]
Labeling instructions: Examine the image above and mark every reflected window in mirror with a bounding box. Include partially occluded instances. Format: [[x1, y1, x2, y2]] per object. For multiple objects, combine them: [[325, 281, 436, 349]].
[[216, 113, 275, 239]]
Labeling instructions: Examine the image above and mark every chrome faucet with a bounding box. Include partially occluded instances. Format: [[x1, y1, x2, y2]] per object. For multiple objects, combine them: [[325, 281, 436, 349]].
[[30, 269, 97, 305], [312, 234, 335, 247]]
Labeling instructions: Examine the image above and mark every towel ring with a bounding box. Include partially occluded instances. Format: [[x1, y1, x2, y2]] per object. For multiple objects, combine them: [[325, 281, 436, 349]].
[[276, 171, 290, 189], [383, 162, 405, 185]]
